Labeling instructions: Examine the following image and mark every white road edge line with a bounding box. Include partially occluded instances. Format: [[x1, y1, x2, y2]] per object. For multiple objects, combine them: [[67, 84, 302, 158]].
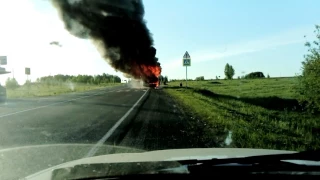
[[85, 89, 149, 158], [0, 88, 126, 118]]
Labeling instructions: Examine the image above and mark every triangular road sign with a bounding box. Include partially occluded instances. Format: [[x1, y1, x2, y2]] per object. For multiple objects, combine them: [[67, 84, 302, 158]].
[[183, 51, 190, 59]]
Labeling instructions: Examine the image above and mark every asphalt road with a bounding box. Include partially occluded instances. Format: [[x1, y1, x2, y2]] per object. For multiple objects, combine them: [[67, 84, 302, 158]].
[[0, 84, 205, 150], [0, 84, 227, 151], [0, 85, 146, 150], [0, 84, 229, 179]]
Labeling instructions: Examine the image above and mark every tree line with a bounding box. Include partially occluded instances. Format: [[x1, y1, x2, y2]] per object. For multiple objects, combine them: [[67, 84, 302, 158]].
[[224, 64, 268, 79], [5, 73, 121, 89], [37, 73, 121, 85]]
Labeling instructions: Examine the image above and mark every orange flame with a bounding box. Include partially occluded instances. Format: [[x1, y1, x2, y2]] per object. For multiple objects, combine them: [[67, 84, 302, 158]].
[[140, 64, 161, 82], [130, 61, 161, 84], [142, 65, 161, 77]]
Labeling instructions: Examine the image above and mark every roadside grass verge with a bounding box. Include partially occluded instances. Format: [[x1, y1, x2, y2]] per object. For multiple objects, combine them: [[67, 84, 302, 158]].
[[175, 77, 298, 98], [7, 83, 122, 98], [165, 78, 320, 151]]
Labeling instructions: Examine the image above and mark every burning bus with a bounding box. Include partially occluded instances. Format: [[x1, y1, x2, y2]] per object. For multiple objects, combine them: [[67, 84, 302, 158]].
[[143, 80, 159, 88]]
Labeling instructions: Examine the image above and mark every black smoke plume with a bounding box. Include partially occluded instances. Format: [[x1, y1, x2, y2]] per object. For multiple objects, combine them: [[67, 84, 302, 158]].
[[51, 0, 161, 83]]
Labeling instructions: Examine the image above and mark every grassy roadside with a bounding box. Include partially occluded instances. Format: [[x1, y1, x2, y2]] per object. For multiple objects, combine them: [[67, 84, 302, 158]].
[[6, 83, 122, 98], [164, 78, 320, 151]]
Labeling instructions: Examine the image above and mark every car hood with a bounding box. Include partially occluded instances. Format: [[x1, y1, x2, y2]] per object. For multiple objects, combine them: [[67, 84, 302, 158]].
[[0, 144, 144, 180], [19, 145, 296, 180]]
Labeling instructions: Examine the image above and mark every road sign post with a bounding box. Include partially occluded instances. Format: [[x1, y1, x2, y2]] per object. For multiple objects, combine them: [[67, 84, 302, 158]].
[[25, 68, 31, 95], [186, 66, 187, 87], [183, 51, 191, 88], [25, 67, 31, 80]]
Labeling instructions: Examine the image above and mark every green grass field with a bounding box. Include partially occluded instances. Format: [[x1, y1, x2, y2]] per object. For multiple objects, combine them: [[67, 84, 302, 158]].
[[164, 77, 320, 151], [6, 82, 122, 98]]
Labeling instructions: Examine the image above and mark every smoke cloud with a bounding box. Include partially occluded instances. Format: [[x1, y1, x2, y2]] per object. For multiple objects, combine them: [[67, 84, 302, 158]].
[[51, 0, 161, 83]]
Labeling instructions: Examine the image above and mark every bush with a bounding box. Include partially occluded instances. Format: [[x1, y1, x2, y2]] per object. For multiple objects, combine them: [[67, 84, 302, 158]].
[[24, 80, 32, 87], [195, 76, 205, 81], [245, 72, 265, 79], [24, 80, 32, 85], [5, 78, 19, 89], [297, 25, 320, 112]]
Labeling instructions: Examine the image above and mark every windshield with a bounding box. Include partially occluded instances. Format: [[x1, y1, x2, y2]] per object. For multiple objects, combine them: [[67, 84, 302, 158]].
[[0, 0, 319, 179]]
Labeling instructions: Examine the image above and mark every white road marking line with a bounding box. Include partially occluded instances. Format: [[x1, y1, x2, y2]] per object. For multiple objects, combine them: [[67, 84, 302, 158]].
[[0, 88, 127, 118], [0, 102, 8, 107], [85, 89, 149, 157]]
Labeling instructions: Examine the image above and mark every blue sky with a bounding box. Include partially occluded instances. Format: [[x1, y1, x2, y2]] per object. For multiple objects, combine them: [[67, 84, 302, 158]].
[[144, 0, 320, 79], [0, 0, 319, 84]]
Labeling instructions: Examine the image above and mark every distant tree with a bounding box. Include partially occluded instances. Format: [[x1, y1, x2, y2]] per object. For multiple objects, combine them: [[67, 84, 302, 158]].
[[230, 66, 235, 79], [224, 63, 235, 79], [238, 76, 240, 79], [5, 77, 19, 89], [195, 76, 205, 81], [297, 25, 320, 112], [164, 76, 168, 85], [224, 63, 230, 79], [215, 76, 219, 80], [267, 74, 270, 78]]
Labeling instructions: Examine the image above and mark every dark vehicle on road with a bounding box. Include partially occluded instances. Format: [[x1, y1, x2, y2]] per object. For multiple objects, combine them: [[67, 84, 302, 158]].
[[0, 84, 6, 103], [143, 80, 159, 88]]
